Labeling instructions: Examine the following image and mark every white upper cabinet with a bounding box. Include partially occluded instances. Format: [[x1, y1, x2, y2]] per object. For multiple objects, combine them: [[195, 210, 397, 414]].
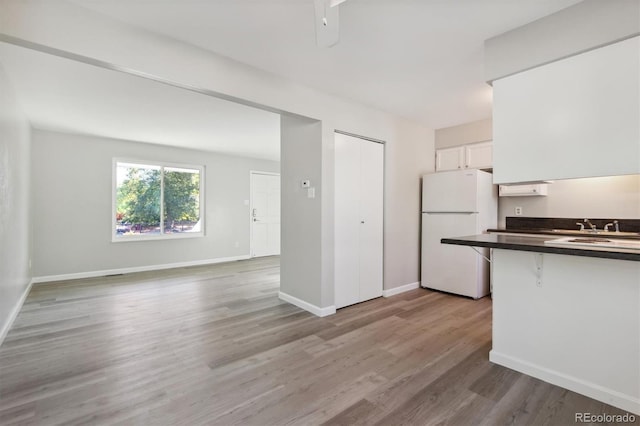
[[464, 141, 493, 170], [493, 36, 640, 184], [436, 141, 492, 172], [435, 146, 464, 171]]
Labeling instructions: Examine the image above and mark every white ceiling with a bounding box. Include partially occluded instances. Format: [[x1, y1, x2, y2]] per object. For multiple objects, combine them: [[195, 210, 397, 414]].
[[0, 43, 281, 161], [70, 0, 582, 129], [0, 0, 582, 161]]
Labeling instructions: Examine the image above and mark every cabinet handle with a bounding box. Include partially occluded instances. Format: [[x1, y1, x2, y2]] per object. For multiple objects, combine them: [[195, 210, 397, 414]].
[[361, 220, 365, 224]]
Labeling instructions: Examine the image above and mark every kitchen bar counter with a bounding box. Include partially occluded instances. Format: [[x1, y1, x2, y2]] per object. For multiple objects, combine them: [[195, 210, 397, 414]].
[[441, 232, 640, 414], [487, 228, 640, 239], [441, 233, 640, 261]]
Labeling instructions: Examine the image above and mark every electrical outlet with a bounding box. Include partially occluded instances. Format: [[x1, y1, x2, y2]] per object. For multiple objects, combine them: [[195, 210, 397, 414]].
[[515, 206, 523, 216]]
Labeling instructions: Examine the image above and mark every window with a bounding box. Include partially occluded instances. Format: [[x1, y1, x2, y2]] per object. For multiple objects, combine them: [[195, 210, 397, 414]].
[[113, 160, 204, 241]]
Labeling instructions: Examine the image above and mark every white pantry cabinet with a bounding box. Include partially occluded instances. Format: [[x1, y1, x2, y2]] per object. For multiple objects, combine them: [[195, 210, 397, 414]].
[[493, 36, 640, 184], [436, 141, 492, 172], [334, 132, 384, 309]]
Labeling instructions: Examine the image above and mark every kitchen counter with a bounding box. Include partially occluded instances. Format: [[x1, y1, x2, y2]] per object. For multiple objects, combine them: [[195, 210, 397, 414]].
[[442, 232, 640, 415], [441, 233, 640, 262], [487, 228, 640, 239]]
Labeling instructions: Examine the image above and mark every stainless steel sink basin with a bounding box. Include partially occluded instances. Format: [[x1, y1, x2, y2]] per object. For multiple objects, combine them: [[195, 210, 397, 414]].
[[566, 238, 612, 243], [549, 229, 640, 237], [545, 237, 640, 250]]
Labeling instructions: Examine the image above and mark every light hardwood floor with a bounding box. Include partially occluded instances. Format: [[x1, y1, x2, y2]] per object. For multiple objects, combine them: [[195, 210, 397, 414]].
[[0, 256, 636, 425]]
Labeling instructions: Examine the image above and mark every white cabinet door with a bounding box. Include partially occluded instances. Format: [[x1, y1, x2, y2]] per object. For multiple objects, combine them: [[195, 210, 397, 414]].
[[435, 146, 464, 172], [493, 36, 640, 184], [334, 133, 384, 309], [464, 141, 492, 170]]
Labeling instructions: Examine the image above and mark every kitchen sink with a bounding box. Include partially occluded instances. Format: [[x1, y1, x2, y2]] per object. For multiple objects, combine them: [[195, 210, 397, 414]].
[[545, 236, 640, 250], [549, 229, 640, 237]]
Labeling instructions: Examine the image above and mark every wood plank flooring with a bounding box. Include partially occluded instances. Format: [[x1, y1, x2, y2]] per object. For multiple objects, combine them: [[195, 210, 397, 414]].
[[0, 256, 636, 425]]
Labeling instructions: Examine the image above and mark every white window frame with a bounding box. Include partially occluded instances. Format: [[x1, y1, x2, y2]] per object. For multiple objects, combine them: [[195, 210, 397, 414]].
[[112, 158, 205, 242]]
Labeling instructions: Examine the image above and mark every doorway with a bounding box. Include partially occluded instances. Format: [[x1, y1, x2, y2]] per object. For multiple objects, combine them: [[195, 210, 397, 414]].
[[250, 171, 281, 258]]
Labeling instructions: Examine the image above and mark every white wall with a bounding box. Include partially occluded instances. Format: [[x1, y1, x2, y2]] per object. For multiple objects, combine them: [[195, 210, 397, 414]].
[[434, 118, 492, 149], [384, 123, 434, 289], [31, 129, 279, 279], [280, 115, 323, 307], [0, 1, 434, 309], [499, 175, 640, 228], [0, 64, 32, 339]]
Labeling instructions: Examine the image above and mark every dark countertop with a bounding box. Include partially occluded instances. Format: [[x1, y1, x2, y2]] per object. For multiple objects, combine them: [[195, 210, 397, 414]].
[[487, 228, 640, 240], [441, 233, 640, 262]]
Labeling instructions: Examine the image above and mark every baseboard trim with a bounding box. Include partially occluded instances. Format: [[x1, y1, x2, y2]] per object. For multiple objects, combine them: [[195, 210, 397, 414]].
[[278, 291, 335, 317], [0, 278, 34, 347], [382, 281, 420, 297], [32, 255, 252, 284], [490, 350, 640, 415]]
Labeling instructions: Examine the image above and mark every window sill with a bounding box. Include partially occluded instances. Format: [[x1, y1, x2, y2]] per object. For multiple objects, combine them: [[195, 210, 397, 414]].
[[111, 232, 205, 243]]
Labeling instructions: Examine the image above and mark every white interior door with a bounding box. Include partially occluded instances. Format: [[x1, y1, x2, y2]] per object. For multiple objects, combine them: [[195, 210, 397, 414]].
[[251, 172, 280, 257], [334, 132, 384, 309], [335, 138, 361, 308]]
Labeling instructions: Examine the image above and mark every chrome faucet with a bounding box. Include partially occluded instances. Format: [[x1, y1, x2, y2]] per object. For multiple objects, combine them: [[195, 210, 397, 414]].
[[576, 222, 585, 231], [604, 220, 620, 232], [583, 219, 597, 232]]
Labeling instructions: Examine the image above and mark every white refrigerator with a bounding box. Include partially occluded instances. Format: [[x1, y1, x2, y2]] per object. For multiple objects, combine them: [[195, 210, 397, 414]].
[[421, 169, 497, 299]]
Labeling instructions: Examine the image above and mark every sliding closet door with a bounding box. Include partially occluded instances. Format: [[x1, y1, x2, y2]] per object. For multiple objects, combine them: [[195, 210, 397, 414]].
[[334, 132, 384, 309], [358, 139, 384, 302]]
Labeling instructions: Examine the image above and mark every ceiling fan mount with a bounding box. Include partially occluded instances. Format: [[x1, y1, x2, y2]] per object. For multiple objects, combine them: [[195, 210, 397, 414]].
[[314, 0, 348, 47]]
